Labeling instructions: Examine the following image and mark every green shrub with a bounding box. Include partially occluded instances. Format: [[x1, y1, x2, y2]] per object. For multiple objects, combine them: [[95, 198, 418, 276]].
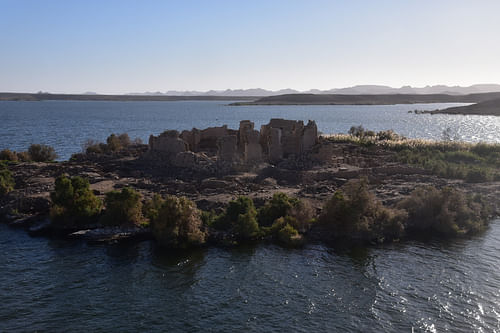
[[348, 125, 366, 138], [200, 209, 218, 227], [257, 192, 315, 233], [214, 196, 260, 240], [106, 133, 131, 152], [0, 163, 15, 196], [277, 222, 302, 246], [28, 144, 58, 162], [106, 134, 122, 152], [84, 133, 133, 154], [465, 168, 492, 183], [50, 175, 102, 226], [150, 195, 206, 248], [397, 186, 491, 236], [101, 187, 144, 226], [286, 199, 316, 233], [377, 129, 401, 141], [471, 142, 500, 156], [83, 139, 105, 154], [257, 192, 299, 227], [16, 151, 31, 162], [319, 178, 407, 242], [143, 193, 163, 222], [0, 149, 18, 162]]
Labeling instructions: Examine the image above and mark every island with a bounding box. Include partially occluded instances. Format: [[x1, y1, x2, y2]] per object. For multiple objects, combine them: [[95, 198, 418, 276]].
[[1, 119, 498, 248]]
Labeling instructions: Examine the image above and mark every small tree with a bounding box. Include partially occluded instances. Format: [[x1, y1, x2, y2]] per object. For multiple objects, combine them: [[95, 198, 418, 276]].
[[150, 195, 206, 248], [50, 175, 102, 227], [101, 187, 144, 226]]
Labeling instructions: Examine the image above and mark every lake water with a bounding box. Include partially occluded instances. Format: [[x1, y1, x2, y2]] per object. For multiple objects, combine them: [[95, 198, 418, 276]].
[[2, 100, 500, 332], [2, 222, 500, 332], [2, 100, 500, 160]]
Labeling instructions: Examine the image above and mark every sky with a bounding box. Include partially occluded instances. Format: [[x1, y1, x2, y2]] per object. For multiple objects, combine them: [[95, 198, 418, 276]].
[[1, 0, 500, 94]]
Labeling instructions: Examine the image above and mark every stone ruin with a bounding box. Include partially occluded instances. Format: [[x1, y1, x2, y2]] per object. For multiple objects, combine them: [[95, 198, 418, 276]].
[[146, 119, 318, 172]]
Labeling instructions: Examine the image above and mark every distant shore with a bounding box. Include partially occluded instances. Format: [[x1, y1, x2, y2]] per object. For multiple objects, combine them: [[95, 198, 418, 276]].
[[3, 92, 500, 116], [230, 92, 500, 106], [427, 98, 500, 116], [0, 92, 256, 102]]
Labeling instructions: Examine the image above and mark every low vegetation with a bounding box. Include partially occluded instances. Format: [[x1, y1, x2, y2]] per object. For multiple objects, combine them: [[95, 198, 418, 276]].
[[50, 175, 102, 227], [329, 128, 500, 183], [0, 162, 15, 196]]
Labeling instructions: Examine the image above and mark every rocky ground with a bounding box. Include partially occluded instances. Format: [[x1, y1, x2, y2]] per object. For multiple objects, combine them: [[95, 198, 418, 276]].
[[2, 138, 500, 243]]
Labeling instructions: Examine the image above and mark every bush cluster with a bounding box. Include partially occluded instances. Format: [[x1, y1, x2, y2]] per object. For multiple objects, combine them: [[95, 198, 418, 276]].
[[0, 144, 58, 162], [47, 173, 492, 248], [208, 193, 315, 245], [50, 175, 102, 227], [397, 186, 491, 236], [28, 144, 58, 162], [318, 178, 407, 242]]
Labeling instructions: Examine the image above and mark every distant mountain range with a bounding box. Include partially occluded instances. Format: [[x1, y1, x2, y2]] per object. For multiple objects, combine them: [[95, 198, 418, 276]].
[[127, 84, 500, 97]]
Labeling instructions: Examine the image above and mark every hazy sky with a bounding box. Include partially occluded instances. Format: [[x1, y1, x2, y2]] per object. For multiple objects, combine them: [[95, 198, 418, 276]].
[[1, 0, 500, 93]]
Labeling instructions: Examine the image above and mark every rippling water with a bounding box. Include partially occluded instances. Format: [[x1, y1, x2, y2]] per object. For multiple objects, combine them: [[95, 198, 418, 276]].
[[1, 100, 500, 160], [1, 222, 500, 332]]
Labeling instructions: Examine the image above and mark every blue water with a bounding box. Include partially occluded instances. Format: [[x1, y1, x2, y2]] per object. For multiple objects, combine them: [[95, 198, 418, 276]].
[[1, 100, 500, 160]]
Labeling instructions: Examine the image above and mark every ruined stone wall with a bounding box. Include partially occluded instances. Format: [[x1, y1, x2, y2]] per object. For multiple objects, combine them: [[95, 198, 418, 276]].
[[149, 130, 187, 154], [148, 118, 319, 170]]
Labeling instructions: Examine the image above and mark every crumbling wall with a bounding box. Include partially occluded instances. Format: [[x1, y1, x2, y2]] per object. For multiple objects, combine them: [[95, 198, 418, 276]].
[[260, 119, 318, 159], [148, 118, 319, 171], [149, 130, 187, 154], [239, 120, 262, 163]]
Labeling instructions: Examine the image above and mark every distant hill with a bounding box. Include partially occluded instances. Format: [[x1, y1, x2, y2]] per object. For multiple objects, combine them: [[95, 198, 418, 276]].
[[128, 84, 500, 97], [232, 92, 500, 106]]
